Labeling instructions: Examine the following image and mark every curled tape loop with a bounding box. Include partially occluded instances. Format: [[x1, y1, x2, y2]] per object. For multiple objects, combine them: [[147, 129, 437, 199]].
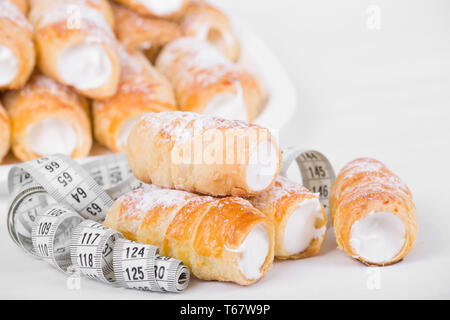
[[32, 205, 83, 272], [280, 148, 336, 220], [70, 220, 123, 284], [113, 239, 189, 293], [6, 153, 190, 293]]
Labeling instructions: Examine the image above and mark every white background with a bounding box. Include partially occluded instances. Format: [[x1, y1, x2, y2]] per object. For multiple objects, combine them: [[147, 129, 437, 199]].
[[1, 0, 450, 299]]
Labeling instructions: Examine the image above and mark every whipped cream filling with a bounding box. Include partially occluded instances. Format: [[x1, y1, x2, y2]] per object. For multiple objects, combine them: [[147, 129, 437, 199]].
[[27, 118, 77, 156], [202, 83, 248, 121], [227, 225, 269, 280], [58, 42, 112, 90], [0, 45, 19, 86], [350, 211, 406, 263], [139, 0, 184, 15], [116, 116, 140, 150], [246, 141, 279, 192], [284, 198, 326, 255]]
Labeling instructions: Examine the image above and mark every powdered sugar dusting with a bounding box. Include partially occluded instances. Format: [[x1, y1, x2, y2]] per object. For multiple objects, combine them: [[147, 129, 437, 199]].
[[339, 158, 410, 198], [20, 74, 81, 102], [117, 186, 215, 231], [142, 110, 259, 131], [273, 176, 316, 198], [140, 111, 261, 146], [343, 158, 386, 177], [336, 158, 413, 207], [36, 2, 109, 30], [250, 176, 316, 209]]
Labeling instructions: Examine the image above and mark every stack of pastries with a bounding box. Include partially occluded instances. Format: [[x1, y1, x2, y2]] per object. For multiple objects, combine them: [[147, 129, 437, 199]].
[[105, 111, 330, 285], [0, 0, 262, 163], [0, 0, 417, 287]]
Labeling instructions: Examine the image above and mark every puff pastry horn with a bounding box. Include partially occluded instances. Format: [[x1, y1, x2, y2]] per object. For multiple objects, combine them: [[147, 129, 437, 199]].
[[0, 102, 11, 163], [126, 111, 281, 197], [330, 158, 418, 266], [112, 3, 182, 62], [248, 177, 328, 259], [93, 48, 177, 153], [0, 0, 35, 90], [104, 187, 275, 285], [2, 73, 92, 161], [113, 0, 189, 20], [180, 0, 240, 61], [156, 37, 262, 122], [29, 0, 120, 99]]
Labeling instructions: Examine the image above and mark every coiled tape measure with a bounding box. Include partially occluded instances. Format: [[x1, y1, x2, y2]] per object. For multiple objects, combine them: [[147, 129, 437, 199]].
[[6, 153, 189, 293], [6, 148, 334, 293]]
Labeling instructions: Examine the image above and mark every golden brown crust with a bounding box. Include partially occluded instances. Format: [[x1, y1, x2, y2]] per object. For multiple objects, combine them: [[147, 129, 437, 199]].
[[0, 2, 35, 90], [330, 158, 418, 266], [30, 0, 120, 99], [92, 49, 177, 152], [248, 176, 328, 259], [156, 37, 262, 122], [2, 73, 92, 161], [113, 0, 189, 20], [180, 1, 240, 61], [126, 111, 281, 197], [0, 102, 11, 163], [104, 188, 275, 285], [112, 3, 182, 53]]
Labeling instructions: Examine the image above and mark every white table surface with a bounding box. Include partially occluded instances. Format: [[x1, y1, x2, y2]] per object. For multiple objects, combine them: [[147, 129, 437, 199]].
[[1, 0, 450, 299]]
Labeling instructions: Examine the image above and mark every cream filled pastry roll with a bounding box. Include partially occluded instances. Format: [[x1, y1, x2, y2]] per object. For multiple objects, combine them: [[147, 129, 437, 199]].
[[126, 111, 281, 197], [248, 177, 327, 259], [0, 0, 35, 90], [104, 187, 275, 285], [330, 158, 417, 266], [2, 74, 92, 161], [112, 3, 182, 57], [93, 48, 177, 153], [113, 0, 188, 20], [180, 1, 240, 61], [156, 37, 262, 122], [0, 102, 11, 163], [29, 0, 120, 99]]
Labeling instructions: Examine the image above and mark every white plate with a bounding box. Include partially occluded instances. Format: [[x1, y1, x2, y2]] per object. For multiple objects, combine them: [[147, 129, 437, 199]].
[[0, 22, 297, 195]]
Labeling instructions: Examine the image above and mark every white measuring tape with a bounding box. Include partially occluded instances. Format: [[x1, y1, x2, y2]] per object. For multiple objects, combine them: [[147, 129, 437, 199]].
[[6, 153, 190, 293], [6, 148, 334, 293], [280, 148, 336, 221]]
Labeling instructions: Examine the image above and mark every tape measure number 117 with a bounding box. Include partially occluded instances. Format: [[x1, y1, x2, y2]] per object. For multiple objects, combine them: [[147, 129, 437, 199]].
[[6, 153, 190, 293]]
